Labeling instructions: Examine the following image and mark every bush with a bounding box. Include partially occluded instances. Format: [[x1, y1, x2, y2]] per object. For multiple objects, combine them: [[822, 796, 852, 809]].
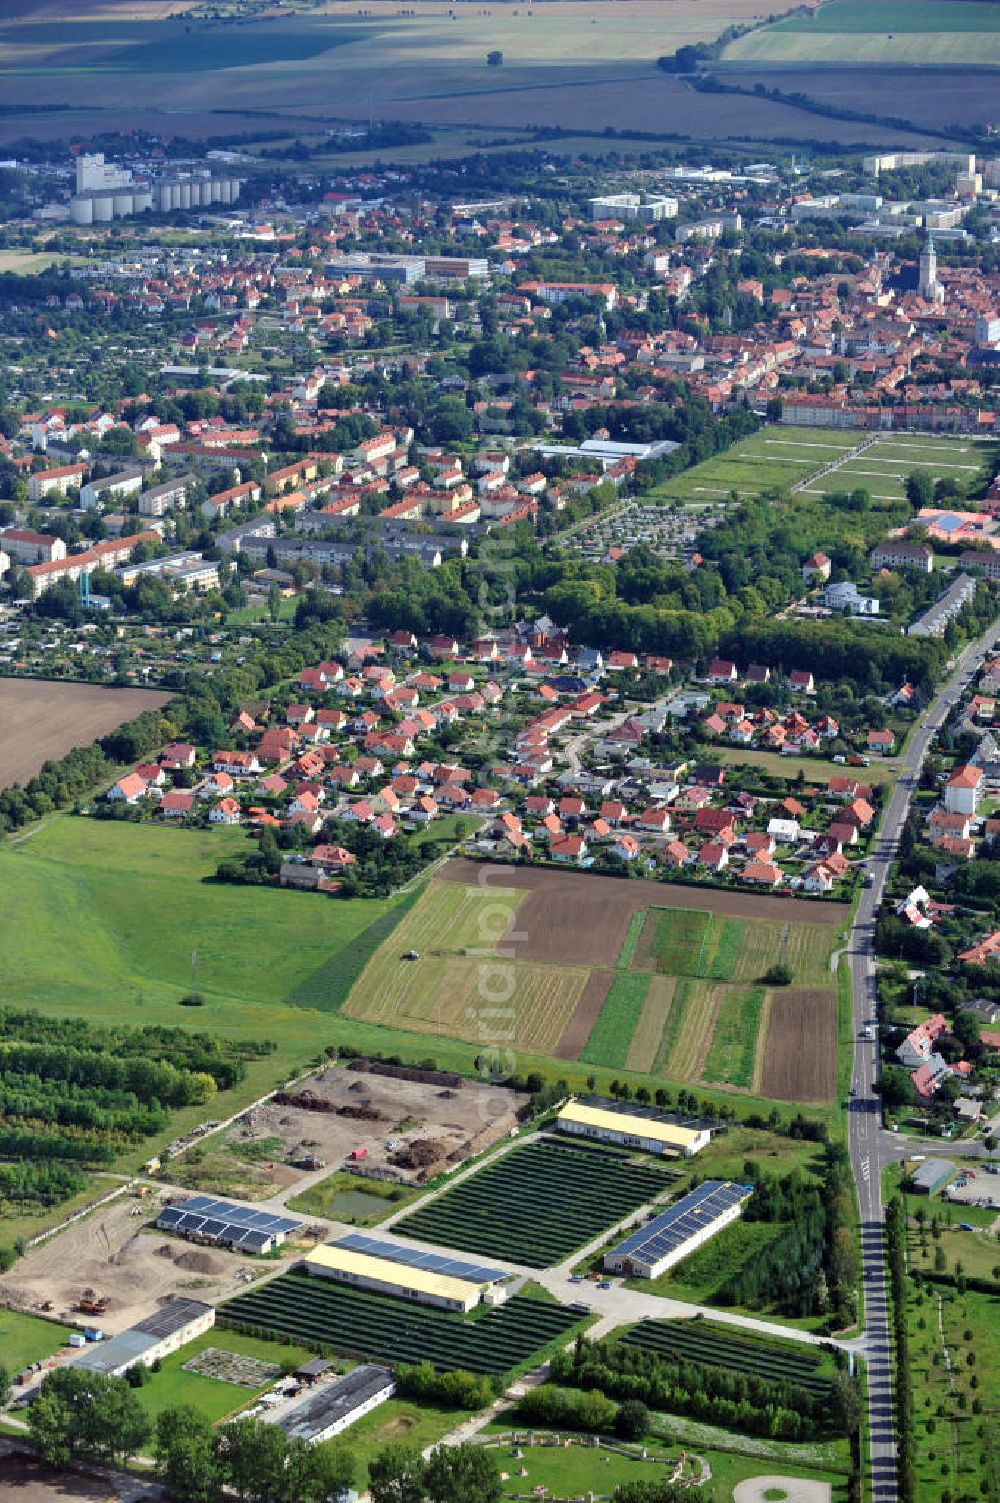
[[615, 1399, 650, 1441], [762, 962, 793, 986]]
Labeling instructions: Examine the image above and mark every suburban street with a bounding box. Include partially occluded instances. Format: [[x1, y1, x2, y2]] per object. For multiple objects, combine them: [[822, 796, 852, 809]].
[[847, 617, 1000, 1503]]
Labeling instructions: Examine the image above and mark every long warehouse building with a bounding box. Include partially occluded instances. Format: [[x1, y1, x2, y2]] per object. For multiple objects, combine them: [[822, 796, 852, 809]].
[[302, 1244, 495, 1313], [603, 1180, 752, 1279], [557, 1096, 712, 1157]]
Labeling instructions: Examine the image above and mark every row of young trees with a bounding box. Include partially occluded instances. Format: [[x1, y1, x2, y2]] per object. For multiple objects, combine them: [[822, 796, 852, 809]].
[[886, 1194, 916, 1503], [548, 1332, 858, 1444], [717, 1146, 859, 1328]]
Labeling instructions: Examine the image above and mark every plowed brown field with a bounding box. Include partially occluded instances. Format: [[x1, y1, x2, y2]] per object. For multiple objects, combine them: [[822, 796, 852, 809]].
[[0, 679, 172, 788], [759, 988, 837, 1104], [440, 861, 847, 969]]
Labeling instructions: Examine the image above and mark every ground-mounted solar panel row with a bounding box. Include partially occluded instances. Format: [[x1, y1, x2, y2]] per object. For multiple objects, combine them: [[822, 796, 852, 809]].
[[620, 1321, 832, 1396], [393, 1141, 676, 1266], [219, 1274, 583, 1376]]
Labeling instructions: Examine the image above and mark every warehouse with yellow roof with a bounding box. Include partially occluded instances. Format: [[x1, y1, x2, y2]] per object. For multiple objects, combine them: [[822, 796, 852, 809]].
[[556, 1097, 711, 1157], [301, 1238, 507, 1312]]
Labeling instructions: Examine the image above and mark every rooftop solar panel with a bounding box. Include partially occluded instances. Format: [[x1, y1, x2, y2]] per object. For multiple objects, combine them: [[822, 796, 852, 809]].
[[335, 1233, 507, 1284], [157, 1195, 300, 1246], [608, 1181, 752, 1263]]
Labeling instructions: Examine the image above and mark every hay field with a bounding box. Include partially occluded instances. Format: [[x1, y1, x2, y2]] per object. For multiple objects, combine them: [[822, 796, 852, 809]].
[[726, 0, 1000, 66], [0, 679, 172, 789], [341, 877, 592, 1053]]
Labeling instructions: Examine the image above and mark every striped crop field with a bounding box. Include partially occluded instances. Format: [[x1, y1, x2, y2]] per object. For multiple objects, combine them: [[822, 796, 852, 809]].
[[702, 985, 765, 1090], [625, 975, 675, 1073]]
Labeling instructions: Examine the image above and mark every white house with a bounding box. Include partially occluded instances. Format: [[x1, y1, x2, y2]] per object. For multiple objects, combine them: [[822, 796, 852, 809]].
[[944, 765, 983, 817]]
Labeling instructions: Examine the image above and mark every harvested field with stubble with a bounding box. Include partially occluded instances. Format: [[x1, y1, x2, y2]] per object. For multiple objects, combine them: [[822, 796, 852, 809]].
[[759, 989, 837, 1104], [0, 679, 172, 788]]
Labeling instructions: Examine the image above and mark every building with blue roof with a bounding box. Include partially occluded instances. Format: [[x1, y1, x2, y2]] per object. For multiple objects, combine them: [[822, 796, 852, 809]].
[[603, 1181, 752, 1279]]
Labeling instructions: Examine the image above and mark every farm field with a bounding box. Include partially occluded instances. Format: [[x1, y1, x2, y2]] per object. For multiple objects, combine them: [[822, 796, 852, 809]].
[[393, 1140, 676, 1266], [649, 427, 863, 506], [796, 434, 997, 505], [221, 1275, 584, 1375], [725, 0, 1000, 66], [760, 989, 838, 1104], [0, 0, 953, 145], [0, 680, 172, 788], [344, 864, 846, 1105]]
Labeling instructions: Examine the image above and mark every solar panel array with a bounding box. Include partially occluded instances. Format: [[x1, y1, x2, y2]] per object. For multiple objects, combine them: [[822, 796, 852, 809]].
[[157, 1195, 300, 1254], [335, 1233, 507, 1285], [608, 1180, 752, 1266]]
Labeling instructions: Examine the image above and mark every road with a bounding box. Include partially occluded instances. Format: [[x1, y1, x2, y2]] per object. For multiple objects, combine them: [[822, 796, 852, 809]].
[[847, 617, 1000, 1503]]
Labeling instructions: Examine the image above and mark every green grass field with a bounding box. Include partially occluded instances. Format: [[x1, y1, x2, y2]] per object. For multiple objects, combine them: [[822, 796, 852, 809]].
[[702, 985, 764, 1088], [718, 747, 898, 786], [134, 1329, 316, 1426], [649, 427, 862, 506], [0, 1309, 74, 1373], [906, 1285, 1000, 1503], [348, 1398, 474, 1475], [797, 434, 995, 505], [0, 816, 399, 1168], [482, 1423, 851, 1499], [580, 972, 649, 1068], [726, 0, 1000, 65]]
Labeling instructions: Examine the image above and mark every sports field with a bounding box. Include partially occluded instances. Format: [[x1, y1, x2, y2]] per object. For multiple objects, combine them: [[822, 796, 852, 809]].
[[649, 427, 863, 506], [725, 0, 1000, 66], [343, 865, 846, 1105], [795, 433, 997, 505]]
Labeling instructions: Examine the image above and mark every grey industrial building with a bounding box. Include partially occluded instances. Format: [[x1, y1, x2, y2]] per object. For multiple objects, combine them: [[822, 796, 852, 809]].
[[907, 1159, 956, 1195], [267, 1365, 396, 1443], [72, 1299, 215, 1378]]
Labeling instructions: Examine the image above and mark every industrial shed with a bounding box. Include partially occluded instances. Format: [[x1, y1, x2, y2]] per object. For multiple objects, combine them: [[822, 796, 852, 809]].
[[268, 1364, 396, 1443], [603, 1181, 753, 1279], [72, 1298, 215, 1378], [908, 1159, 956, 1195], [156, 1195, 300, 1254], [302, 1244, 487, 1312], [557, 1097, 711, 1157]]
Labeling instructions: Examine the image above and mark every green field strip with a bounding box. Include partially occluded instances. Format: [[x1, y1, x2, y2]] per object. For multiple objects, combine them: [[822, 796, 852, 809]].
[[654, 976, 693, 1074], [580, 972, 650, 1069], [701, 986, 765, 1089], [286, 885, 422, 1010], [617, 910, 645, 970]]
